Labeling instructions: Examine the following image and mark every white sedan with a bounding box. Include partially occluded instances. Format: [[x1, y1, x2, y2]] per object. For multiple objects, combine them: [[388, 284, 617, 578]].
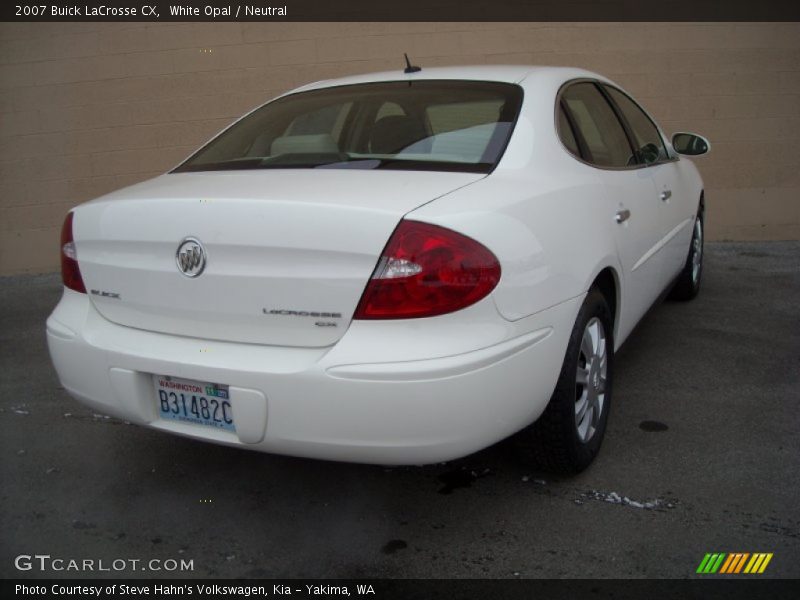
[[47, 65, 708, 473]]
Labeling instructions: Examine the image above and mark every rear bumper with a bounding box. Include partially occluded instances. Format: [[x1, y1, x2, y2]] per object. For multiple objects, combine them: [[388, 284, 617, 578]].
[[46, 289, 579, 465]]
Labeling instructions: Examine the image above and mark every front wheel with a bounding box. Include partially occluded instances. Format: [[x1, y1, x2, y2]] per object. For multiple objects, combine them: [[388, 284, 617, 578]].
[[513, 288, 614, 474], [669, 211, 703, 301]]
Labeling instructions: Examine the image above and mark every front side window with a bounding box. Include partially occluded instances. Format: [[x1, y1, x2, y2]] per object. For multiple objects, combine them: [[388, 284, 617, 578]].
[[560, 82, 635, 168], [174, 81, 523, 174], [603, 86, 668, 165]]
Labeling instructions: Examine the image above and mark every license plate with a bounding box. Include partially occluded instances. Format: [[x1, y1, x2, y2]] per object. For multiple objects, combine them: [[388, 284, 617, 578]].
[[154, 375, 235, 432]]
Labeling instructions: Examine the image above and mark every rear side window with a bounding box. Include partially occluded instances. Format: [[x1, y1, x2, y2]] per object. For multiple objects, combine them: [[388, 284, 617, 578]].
[[557, 104, 580, 156], [603, 86, 668, 165], [560, 82, 634, 168]]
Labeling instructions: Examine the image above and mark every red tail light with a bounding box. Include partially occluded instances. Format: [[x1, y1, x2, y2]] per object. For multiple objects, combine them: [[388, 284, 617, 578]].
[[354, 220, 501, 319], [60, 212, 86, 293]]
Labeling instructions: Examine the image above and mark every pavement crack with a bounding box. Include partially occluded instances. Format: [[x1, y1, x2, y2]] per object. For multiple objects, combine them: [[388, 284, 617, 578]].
[[574, 489, 677, 511]]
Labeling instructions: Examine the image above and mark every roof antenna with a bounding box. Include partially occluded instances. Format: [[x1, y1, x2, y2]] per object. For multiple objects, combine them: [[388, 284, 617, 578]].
[[403, 53, 421, 74]]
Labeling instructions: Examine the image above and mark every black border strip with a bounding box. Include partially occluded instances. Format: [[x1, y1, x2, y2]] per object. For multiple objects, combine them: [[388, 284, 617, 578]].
[[2, 0, 799, 22], [4, 578, 800, 600]]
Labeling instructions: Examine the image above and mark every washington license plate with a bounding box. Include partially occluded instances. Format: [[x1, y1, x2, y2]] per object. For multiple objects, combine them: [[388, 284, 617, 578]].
[[154, 375, 235, 432]]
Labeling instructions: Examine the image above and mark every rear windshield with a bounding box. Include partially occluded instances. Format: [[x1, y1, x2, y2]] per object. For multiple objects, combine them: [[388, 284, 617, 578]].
[[173, 81, 523, 174]]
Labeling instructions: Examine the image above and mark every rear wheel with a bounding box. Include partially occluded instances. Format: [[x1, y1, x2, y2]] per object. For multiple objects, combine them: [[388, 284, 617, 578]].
[[669, 210, 703, 301], [513, 288, 614, 474]]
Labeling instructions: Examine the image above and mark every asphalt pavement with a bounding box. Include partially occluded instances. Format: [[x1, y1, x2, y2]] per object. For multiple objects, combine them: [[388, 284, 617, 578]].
[[1, 242, 798, 579]]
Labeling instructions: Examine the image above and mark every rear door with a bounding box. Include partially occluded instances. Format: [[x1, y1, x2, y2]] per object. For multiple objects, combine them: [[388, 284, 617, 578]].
[[560, 82, 663, 340]]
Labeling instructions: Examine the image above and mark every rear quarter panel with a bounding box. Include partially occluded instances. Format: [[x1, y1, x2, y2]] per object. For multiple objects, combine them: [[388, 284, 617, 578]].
[[410, 170, 622, 325], [410, 69, 625, 340]]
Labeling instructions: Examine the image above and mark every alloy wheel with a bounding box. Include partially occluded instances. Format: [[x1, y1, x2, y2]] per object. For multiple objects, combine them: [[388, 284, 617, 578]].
[[575, 317, 608, 443], [691, 218, 703, 284]]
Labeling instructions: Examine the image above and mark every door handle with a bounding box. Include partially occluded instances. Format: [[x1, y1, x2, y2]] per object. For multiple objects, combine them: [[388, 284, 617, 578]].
[[660, 190, 672, 201], [615, 209, 631, 224]]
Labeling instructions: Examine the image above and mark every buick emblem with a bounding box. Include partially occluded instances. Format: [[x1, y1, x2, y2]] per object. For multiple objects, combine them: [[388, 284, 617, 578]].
[[176, 237, 206, 277]]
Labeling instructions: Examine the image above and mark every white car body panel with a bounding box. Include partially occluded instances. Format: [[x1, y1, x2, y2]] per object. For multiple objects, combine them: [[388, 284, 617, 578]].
[[75, 169, 483, 346], [653, 158, 704, 280], [46, 65, 704, 464], [48, 288, 576, 464]]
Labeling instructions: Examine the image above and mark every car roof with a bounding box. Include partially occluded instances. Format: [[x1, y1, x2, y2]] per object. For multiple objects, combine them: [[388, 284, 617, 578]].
[[290, 65, 608, 94]]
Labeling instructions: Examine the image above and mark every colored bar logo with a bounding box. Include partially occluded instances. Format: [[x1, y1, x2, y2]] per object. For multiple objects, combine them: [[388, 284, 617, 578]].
[[697, 553, 773, 574]]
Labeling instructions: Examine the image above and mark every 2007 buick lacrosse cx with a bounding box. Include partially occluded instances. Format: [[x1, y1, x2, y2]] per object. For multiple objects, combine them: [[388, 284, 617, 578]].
[[47, 65, 709, 473]]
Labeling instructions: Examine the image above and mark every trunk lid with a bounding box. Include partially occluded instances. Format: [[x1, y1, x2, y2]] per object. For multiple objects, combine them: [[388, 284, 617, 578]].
[[74, 169, 483, 347]]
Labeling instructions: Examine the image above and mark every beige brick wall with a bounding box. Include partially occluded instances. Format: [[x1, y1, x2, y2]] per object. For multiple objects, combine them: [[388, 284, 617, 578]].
[[1, 22, 798, 274]]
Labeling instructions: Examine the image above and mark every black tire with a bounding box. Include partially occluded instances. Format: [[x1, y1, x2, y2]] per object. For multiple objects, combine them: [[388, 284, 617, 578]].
[[513, 288, 614, 474], [669, 209, 704, 301]]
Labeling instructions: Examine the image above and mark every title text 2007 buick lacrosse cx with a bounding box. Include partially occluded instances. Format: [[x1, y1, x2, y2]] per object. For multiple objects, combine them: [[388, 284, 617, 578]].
[[46, 65, 709, 473]]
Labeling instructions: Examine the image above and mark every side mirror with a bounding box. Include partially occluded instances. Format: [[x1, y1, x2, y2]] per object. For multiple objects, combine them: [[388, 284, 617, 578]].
[[672, 132, 710, 156]]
